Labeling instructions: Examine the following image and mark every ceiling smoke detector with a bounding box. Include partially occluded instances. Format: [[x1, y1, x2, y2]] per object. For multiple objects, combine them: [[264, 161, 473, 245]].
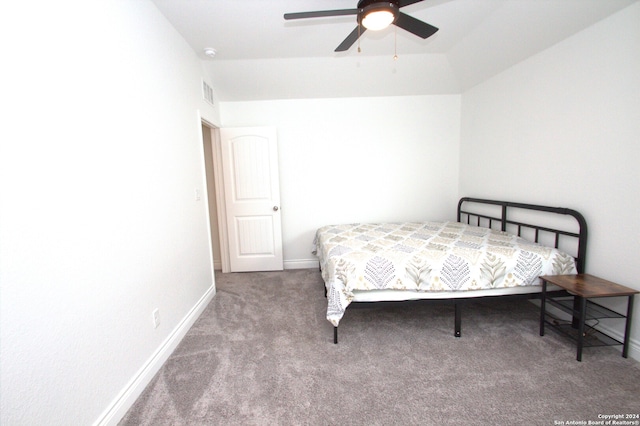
[[204, 47, 217, 58]]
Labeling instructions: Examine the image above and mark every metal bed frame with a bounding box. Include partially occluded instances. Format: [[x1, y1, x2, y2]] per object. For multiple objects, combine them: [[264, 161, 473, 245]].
[[330, 197, 588, 344], [457, 197, 587, 274]]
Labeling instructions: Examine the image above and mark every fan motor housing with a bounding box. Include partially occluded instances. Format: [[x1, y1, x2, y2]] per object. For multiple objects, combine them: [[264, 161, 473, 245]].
[[357, 0, 400, 8]]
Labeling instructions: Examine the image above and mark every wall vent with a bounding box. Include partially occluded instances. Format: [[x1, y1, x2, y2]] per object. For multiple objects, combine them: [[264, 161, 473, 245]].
[[202, 80, 215, 107]]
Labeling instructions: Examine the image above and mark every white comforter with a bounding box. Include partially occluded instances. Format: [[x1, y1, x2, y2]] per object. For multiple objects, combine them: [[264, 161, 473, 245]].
[[314, 221, 577, 326]]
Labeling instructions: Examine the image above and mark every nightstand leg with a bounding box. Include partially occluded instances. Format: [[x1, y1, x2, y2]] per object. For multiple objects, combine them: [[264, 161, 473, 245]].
[[572, 297, 581, 329], [576, 296, 587, 362], [623, 295, 635, 358], [539, 280, 547, 336]]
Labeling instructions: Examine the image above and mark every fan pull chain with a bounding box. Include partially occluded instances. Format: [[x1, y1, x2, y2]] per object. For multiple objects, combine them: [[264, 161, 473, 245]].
[[393, 26, 398, 60], [358, 23, 361, 53]]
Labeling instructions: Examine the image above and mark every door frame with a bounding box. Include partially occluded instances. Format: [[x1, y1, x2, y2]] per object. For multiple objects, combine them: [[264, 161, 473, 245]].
[[211, 126, 231, 272], [200, 118, 232, 273]]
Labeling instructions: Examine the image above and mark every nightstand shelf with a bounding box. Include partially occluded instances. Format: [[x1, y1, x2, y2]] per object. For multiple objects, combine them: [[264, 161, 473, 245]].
[[544, 311, 622, 348], [546, 296, 625, 321], [539, 274, 638, 361]]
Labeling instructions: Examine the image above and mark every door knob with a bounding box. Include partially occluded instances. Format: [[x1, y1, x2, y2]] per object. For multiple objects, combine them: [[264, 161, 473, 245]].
[[273, 206, 279, 211]]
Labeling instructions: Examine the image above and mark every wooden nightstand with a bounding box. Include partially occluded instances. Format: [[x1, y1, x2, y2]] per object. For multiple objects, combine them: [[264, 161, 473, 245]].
[[539, 274, 638, 361]]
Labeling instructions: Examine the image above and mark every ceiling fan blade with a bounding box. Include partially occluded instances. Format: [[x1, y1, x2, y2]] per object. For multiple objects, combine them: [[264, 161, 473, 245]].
[[284, 9, 358, 20], [398, 0, 425, 7], [394, 12, 438, 39], [335, 26, 366, 52]]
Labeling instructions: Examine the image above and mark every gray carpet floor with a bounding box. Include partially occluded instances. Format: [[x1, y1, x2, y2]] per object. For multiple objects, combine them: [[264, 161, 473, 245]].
[[120, 269, 640, 425]]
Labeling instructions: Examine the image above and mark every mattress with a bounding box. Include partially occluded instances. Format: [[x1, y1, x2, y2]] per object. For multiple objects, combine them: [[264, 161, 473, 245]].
[[314, 221, 577, 326]]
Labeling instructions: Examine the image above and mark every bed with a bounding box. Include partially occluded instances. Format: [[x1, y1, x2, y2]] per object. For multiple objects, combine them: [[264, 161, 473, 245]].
[[314, 197, 588, 343]]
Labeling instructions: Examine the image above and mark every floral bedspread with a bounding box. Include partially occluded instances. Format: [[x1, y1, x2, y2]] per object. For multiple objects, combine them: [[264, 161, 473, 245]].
[[314, 221, 577, 326]]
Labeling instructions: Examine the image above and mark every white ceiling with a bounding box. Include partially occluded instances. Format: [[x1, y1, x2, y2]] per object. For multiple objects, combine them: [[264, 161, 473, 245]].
[[150, 0, 636, 101]]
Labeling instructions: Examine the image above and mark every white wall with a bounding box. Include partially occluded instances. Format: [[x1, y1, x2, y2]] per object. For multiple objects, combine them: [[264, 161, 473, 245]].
[[220, 95, 462, 267], [459, 3, 640, 354], [0, 1, 219, 425]]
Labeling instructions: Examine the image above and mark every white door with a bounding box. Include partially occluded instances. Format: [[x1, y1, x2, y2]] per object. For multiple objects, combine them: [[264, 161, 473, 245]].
[[219, 127, 283, 272]]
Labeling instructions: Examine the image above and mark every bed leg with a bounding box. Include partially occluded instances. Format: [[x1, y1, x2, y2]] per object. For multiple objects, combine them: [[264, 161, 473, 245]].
[[334, 326, 338, 344], [455, 303, 461, 337]]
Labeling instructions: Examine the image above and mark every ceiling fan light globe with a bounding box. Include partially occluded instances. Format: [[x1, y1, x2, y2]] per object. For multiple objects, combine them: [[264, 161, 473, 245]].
[[362, 10, 395, 30]]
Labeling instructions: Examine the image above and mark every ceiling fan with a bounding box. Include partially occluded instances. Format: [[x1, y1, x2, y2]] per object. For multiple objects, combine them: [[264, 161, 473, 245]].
[[284, 0, 439, 52]]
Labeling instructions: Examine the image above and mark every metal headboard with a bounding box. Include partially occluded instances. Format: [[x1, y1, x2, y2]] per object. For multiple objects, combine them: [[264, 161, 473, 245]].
[[457, 197, 588, 273]]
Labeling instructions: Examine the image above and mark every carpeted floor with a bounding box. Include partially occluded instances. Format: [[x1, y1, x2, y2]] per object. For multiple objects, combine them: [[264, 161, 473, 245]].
[[120, 269, 640, 425]]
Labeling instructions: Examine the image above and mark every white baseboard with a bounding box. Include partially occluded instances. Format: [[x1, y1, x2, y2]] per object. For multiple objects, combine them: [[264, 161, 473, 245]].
[[93, 284, 217, 426], [284, 258, 319, 270], [597, 322, 640, 361]]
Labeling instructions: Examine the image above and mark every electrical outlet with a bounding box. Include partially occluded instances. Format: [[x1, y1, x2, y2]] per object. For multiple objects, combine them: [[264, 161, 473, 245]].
[[152, 309, 160, 329]]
